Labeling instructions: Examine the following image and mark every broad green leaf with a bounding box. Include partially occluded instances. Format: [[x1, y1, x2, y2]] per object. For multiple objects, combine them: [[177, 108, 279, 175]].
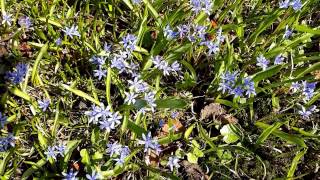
[[127, 120, 147, 137], [63, 140, 81, 165], [252, 65, 283, 83], [38, 17, 62, 27], [155, 98, 188, 109], [21, 159, 46, 180], [184, 123, 195, 140], [187, 153, 198, 164], [294, 24, 320, 35], [220, 124, 239, 144], [38, 131, 47, 149], [9, 87, 31, 102], [80, 149, 91, 166]]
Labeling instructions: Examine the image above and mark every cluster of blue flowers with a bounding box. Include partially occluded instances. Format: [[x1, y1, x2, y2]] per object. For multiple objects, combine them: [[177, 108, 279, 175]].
[[218, 71, 256, 98], [291, 81, 318, 119], [256, 54, 286, 70], [85, 103, 122, 132], [5, 63, 28, 85], [189, 0, 213, 15], [164, 23, 225, 56], [279, 0, 303, 11], [106, 141, 131, 166], [152, 55, 181, 76], [45, 144, 66, 160], [0, 134, 15, 152]]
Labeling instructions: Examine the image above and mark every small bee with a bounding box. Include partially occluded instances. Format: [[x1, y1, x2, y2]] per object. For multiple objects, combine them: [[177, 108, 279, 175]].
[[71, 160, 80, 171], [209, 14, 218, 29]]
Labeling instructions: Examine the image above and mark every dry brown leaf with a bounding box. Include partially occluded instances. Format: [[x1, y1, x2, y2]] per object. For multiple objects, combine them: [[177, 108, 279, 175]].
[[200, 103, 238, 124], [200, 103, 226, 120], [181, 160, 209, 180], [311, 70, 320, 80], [161, 119, 184, 134]]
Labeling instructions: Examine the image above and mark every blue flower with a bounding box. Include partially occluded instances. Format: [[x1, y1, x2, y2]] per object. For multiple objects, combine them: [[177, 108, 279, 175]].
[[167, 156, 180, 171], [201, 41, 219, 55], [256, 55, 269, 70], [152, 56, 172, 76], [45, 146, 57, 160], [18, 16, 32, 29], [38, 99, 50, 112], [86, 170, 101, 180], [62, 169, 78, 180], [216, 28, 225, 44], [138, 132, 155, 152], [274, 54, 285, 65], [0, 113, 7, 129], [104, 43, 112, 52], [298, 105, 317, 119], [132, 0, 142, 4], [124, 91, 138, 105], [243, 77, 256, 97], [218, 71, 238, 94], [190, 0, 202, 14], [111, 53, 128, 73], [279, 0, 290, 8], [302, 81, 316, 101], [85, 104, 111, 124], [290, 0, 302, 11], [106, 141, 122, 156], [93, 67, 107, 80], [194, 25, 207, 40], [112, 145, 130, 166], [62, 25, 80, 39], [56, 38, 62, 46], [107, 112, 122, 129], [283, 25, 292, 39], [2, 13, 12, 26], [177, 24, 189, 38], [5, 63, 28, 84], [164, 25, 177, 39], [55, 144, 66, 156], [232, 86, 244, 98], [290, 82, 300, 93], [0, 134, 16, 152], [120, 34, 137, 52], [89, 56, 105, 66]]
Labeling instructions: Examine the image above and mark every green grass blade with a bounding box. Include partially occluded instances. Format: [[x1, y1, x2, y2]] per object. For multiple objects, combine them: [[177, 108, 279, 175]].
[[256, 122, 306, 147], [287, 148, 307, 178], [255, 122, 284, 147], [61, 84, 100, 105], [31, 43, 48, 85]]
